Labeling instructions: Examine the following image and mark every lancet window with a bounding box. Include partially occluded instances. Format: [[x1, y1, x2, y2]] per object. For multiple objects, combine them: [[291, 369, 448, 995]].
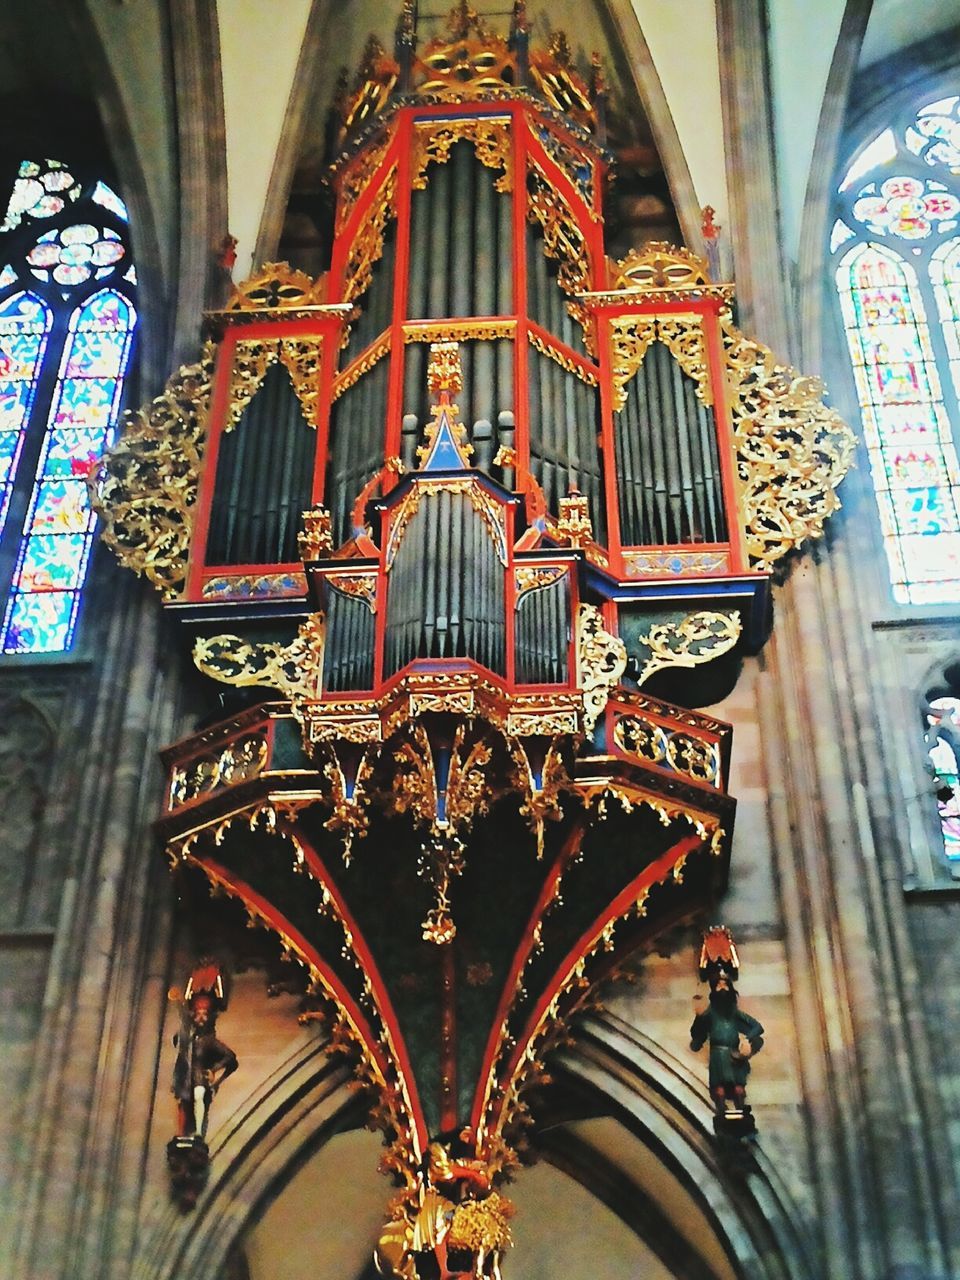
[[0, 158, 137, 653], [832, 94, 960, 605]]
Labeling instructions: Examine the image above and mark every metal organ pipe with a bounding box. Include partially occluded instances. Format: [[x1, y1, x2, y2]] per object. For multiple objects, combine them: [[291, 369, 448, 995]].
[[614, 342, 728, 547], [384, 492, 505, 676], [207, 362, 314, 564]]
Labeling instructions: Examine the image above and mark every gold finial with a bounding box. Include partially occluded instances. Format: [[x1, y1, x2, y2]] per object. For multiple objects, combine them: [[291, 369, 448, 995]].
[[548, 31, 572, 67], [427, 342, 464, 398]]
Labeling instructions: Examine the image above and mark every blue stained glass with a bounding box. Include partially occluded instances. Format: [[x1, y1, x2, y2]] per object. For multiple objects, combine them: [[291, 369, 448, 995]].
[[1, 287, 136, 653], [17, 533, 88, 591], [1, 589, 75, 653]]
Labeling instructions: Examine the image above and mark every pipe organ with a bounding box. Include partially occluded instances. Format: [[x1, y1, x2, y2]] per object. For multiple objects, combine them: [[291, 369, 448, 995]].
[[94, 3, 854, 1272]]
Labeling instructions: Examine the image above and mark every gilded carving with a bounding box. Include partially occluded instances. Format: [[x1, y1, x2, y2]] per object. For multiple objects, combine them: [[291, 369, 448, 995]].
[[336, 131, 394, 233], [527, 329, 598, 385], [554, 492, 593, 546], [611, 242, 712, 290], [298, 507, 333, 560], [632, 610, 741, 686], [577, 604, 627, 733], [192, 614, 326, 707], [224, 261, 325, 310], [225, 337, 323, 430], [404, 319, 515, 344], [169, 735, 269, 810], [201, 571, 307, 600], [411, 117, 513, 192], [514, 564, 566, 600], [90, 344, 216, 598], [609, 314, 711, 412], [721, 309, 856, 570], [614, 715, 721, 787], [343, 166, 398, 306], [623, 549, 730, 577], [329, 573, 378, 612], [332, 332, 391, 400], [526, 163, 590, 296]]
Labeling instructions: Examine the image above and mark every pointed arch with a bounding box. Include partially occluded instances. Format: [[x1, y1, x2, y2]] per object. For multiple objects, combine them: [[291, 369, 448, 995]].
[[0, 290, 52, 533], [836, 240, 960, 603], [1, 286, 137, 652], [930, 236, 960, 407]]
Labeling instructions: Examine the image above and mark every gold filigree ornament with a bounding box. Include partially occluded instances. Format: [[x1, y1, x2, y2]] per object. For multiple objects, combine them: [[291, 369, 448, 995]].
[[632, 610, 741, 686], [577, 604, 627, 733], [608, 315, 711, 412], [224, 261, 324, 310], [411, 117, 513, 192], [90, 343, 216, 598], [721, 311, 856, 570], [225, 337, 323, 429], [343, 166, 398, 308], [611, 242, 712, 290], [336, 130, 393, 234], [192, 614, 325, 716], [526, 163, 589, 296]]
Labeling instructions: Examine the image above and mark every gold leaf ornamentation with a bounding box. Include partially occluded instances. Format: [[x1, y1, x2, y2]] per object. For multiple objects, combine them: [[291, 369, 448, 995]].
[[633, 610, 741, 686], [225, 337, 322, 431], [721, 310, 857, 570], [336, 131, 393, 233], [343, 166, 398, 306], [411, 117, 513, 192], [514, 564, 566, 600], [610, 242, 712, 290], [404, 319, 515, 343], [192, 614, 326, 708], [614, 715, 721, 787], [526, 163, 590, 296], [224, 261, 324, 310], [577, 604, 626, 733], [332, 332, 391, 399], [329, 573, 378, 612], [527, 329, 598, 385], [608, 315, 711, 412], [90, 344, 216, 598], [298, 507, 333, 559]]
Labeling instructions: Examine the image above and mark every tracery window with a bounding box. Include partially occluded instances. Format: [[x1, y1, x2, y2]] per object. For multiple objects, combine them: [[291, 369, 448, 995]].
[[923, 692, 960, 861], [832, 95, 960, 605], [0, 159, 136, 653]]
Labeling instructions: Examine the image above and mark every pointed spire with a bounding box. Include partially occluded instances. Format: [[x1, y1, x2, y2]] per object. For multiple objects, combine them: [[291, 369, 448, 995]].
[[510, 0, 530, 85], [418, 344, 473, 471], [395, 0, 418, 92]]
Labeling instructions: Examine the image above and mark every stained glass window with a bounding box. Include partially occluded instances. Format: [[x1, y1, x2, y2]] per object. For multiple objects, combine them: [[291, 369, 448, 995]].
[[833, 92, 960, 604], [0, 158, 136, 654], [925, 695, 960, 859]]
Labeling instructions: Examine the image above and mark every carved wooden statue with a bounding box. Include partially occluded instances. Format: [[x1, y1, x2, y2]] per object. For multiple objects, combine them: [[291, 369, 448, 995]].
[[690, 926, 763, 1138], [167, 959, 238, 1209]]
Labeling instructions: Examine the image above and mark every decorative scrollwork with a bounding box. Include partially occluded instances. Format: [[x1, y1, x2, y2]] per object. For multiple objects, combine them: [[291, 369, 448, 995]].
[[343, 167, 398, 306], [721, 310, 857, 571], [623, 549, 730, 577], [632, 611, 741, 686], [336, 131, 393, 233], [577, 604, 626, 733], [614, 715, 721, 787], [554, 492, 593, 546], [298, 507, 333, 560], [329, 573, 378, 612], [192, 614, 325, 706], [169, 736, 268, 811], [514, 564, 566, 600], [404, 319, 515, 343], [611, 242, 712, 290], [90, 344, 216, 598], [226, 337, 323, 430], [528, 329, 598, 385], [201, 571, 307, 601], [332, 333, 390, 400], [609, 314, 711, 412], [224, 261, 325, 310], [411, 117, 513, 192], [532, 118, 595, 209], [526, 163, 590, 296]]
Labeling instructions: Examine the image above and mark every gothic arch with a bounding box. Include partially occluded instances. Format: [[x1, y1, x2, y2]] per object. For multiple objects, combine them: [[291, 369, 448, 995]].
[[131, 1011, 813, 1280], [132, 1040, 359, 1280], [598, 0, 704, 254]]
